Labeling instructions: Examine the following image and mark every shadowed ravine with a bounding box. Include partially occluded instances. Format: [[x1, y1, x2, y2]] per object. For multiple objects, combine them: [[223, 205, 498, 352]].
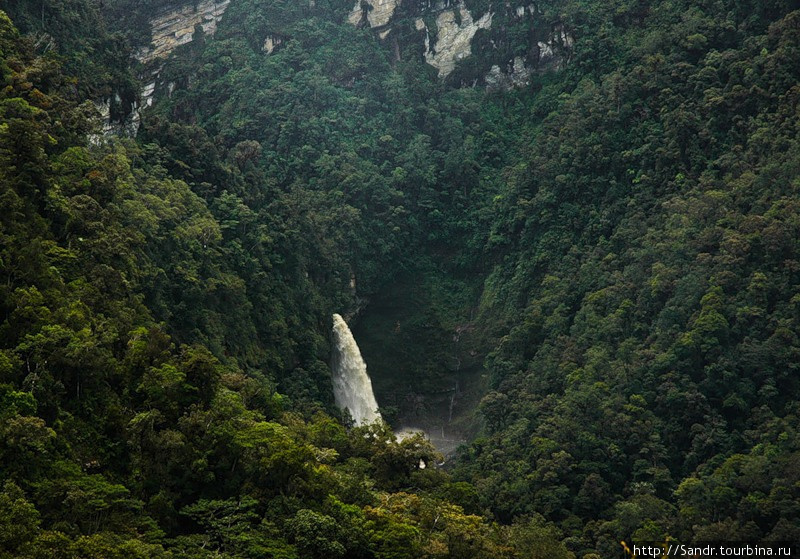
[[332, 312, 474, 456]]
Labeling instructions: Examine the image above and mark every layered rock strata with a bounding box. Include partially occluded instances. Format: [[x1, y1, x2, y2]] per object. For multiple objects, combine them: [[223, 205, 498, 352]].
[[135, 0, 231, 64]]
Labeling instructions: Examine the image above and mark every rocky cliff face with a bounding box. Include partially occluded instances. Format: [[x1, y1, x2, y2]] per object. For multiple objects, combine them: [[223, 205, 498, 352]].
[[348, 0, 399, 28], [348, 0, 572, 86], [90, 94, 142, 141], [97, 0, 231, 137], [262, 34, 283, 54], [135, 0, 231, 64], [485, 56, 531, 89], [101, 0, 570, 137], [420, 7, 492, 77]]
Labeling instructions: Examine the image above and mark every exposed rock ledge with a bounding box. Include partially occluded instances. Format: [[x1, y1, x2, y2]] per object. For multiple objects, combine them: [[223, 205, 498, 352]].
[[135, 0, 231, 64], [485, 56, 530, 90], [112, 1, 231, 138], [422, 6, 492, 78], [348, 0, 398, 28], [263, 35, 283, 54], [90, 95, 141, 142], [347, 0, 493, 78]]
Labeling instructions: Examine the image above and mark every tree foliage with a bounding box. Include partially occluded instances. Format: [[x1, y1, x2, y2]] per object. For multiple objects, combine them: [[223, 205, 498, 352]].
[[2, 0, 800, 556]]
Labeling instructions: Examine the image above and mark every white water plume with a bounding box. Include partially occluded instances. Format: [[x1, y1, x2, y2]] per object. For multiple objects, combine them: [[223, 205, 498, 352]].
[[331, 313, 382, 426]]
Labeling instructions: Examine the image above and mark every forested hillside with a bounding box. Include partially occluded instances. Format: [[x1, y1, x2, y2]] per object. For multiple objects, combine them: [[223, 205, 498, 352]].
[[454, 2, 800, 554], [1, 0, 799, 557], [0, 5, 560, 557]]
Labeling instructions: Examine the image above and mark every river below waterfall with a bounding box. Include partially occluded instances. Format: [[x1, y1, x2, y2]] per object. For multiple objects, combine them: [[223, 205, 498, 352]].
[[346, 277, 489, 458], [331, 311, 481, 458]]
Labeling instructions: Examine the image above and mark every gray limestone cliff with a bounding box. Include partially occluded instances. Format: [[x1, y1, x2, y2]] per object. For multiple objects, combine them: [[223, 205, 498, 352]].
[[135, 0, 231, 64], [485, 56, 531, 90], [90, 94, 142, 142], [348, 0, 399, 28], [97, 0, 231, 137], [101, 0, 573, 138], [347, 0, 572, 85], [420, 7, 493, 78]]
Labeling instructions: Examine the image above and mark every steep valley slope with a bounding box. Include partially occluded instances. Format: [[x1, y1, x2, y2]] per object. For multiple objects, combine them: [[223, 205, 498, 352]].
[[1, 0, 800, 556]]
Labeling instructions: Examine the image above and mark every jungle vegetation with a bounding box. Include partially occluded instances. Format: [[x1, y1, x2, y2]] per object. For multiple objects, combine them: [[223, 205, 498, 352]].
[[1, 0, 799, 557]]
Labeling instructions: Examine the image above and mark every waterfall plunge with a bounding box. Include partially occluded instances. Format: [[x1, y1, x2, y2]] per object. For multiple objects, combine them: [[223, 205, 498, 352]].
[[331, 313, 382, 426]]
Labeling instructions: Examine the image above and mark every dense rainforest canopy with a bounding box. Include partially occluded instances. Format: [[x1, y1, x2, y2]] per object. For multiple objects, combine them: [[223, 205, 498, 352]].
[[1, 0, 799, 557]]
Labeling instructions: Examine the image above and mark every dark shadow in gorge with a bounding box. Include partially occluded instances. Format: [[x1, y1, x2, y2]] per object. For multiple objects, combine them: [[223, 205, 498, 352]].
[[351, 270, 489, 457]]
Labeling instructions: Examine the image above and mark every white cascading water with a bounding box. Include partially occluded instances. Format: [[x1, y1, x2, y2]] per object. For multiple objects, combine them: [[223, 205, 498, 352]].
[[331, 313, 382, 426]]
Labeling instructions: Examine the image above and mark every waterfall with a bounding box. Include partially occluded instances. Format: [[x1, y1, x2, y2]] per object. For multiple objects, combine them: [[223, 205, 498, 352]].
[[331, 313, 382, 426]]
